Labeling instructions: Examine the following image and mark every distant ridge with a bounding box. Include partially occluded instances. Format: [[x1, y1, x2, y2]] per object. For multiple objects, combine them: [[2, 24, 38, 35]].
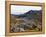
[[11, 10, 42, 18]]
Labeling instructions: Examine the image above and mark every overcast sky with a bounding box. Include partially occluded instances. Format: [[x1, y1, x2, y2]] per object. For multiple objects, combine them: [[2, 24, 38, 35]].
[[11, 5, 42, 15]]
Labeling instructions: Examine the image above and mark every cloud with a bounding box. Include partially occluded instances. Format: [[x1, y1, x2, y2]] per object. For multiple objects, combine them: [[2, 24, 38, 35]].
[[11, 5, 41, 15]]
